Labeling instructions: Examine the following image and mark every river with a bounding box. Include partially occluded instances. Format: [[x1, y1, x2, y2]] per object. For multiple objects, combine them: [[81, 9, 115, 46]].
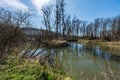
[[32, 42, 120, 80]]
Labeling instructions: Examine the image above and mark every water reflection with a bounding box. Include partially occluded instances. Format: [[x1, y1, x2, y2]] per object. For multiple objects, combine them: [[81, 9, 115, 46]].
[[34, 42, 120, 80]]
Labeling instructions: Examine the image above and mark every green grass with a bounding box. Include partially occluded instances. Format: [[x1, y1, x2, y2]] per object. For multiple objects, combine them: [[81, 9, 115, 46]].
[[0, 55, 71, 80]]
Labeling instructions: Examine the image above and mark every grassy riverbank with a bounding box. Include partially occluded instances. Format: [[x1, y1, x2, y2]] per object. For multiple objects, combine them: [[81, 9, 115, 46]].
[[0, 54, 71, 80], [41, 39, 68, 48], [78, 39, 120, 56]]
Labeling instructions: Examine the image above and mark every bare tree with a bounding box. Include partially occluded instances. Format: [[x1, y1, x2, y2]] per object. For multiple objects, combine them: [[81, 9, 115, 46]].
[[64, 15, 71, 39], [100, 18, 109, 40], [55, 0, 61, 38], [54, 0, 66, 39], [93, 18, 101, 39], [60, 0, 66, 38], [41, 4, 53, 40], [117, 17, 120, 40], [80, 21, 87, 38], [42, 4, 53, 32], [0, 8, 31, 63]]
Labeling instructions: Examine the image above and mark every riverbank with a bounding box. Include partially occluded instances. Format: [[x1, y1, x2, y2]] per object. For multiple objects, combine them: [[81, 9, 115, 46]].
[[98, 41, 120, 56], [0, 54, 72, 80], [41, 39, 69, 48], [78, 39, 120, 56]]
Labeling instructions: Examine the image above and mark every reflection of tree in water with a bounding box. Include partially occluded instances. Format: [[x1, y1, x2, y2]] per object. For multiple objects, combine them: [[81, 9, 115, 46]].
[[21, 42, 120, 80], [100, 60, 118, 80]]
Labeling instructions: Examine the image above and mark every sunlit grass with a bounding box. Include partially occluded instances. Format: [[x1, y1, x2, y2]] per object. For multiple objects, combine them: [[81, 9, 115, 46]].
[[0, 54, 72, 80]]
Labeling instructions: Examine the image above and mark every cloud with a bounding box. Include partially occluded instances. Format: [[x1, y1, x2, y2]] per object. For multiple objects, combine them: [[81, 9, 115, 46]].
[[31, 0, 51, 15], [0, 0, 29, 11]]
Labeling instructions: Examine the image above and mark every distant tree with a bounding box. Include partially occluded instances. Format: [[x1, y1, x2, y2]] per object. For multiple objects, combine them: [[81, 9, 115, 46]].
[[93, 18, 101, 39], [54, 0, 66, 39], [60, 0, 66, 38], [117, 17, 120, 40], [86, 23, 92, 39], [111, 18, 118, 41], [100, 18, 108, 40], [55, 0, 61, 38], [80, 21, 87, 38], [71, 16, 77, 36], [89, 22, 94, 39], [42, 4, 53, 32], [76, 19, 81, 38], [41, 4, 53, 40], [64, 15, 71, 39]]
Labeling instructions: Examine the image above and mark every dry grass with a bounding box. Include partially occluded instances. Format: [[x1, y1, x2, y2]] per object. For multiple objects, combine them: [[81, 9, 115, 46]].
[[103, 42, 120, 55], [51, 39, 67, 45], [105, 42, 120, 48], [78, 39, 90, 44]]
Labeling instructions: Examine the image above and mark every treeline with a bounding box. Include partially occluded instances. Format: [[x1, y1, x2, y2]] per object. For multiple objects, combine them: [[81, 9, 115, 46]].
[[41, 0, 120, 41], [81, 16, 120, 41]]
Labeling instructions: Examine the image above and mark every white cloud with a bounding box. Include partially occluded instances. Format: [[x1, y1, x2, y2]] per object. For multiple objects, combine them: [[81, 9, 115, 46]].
[[0, 0, 29, 11], [31, 0, 51, 15]]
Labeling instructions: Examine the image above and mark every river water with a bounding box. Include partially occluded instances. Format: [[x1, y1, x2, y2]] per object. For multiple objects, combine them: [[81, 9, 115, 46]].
[[33, 42, 120, 80]]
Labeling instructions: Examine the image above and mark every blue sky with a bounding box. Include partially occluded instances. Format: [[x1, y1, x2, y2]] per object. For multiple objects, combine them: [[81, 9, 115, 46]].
[[65, 0, 120, 21], [0, 0, 120, 28]]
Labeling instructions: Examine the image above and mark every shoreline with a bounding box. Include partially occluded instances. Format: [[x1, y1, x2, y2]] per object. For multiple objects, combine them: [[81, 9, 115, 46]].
[[78, 39, 120, 56]]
